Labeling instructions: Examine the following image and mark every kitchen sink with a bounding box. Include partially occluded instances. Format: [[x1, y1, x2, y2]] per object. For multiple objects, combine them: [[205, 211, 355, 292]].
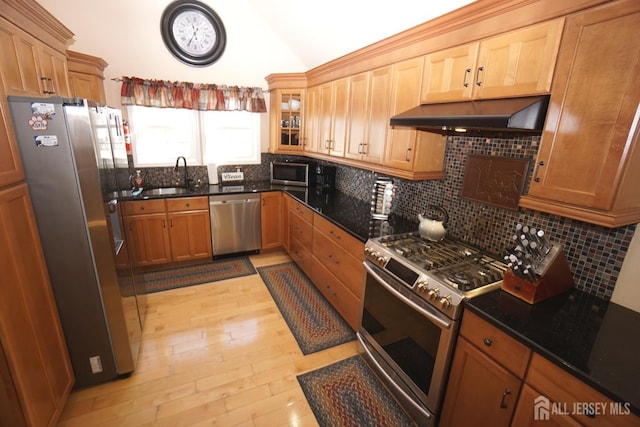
[[144, 187, 191, 196]]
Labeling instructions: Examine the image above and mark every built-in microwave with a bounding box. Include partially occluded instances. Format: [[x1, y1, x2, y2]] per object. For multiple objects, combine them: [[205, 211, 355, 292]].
[[270, 161, 314, 187]]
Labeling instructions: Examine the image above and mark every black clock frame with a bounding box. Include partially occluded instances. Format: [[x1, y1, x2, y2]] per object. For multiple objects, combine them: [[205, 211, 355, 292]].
[[160, 0, 227, 67]]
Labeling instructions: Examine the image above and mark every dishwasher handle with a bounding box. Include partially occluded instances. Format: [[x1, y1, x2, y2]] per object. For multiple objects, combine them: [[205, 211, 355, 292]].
[[209, 198, 259, 205]]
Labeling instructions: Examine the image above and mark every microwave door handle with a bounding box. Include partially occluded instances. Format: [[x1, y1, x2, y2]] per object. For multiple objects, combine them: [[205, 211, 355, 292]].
[[364, 262, 451, 329]]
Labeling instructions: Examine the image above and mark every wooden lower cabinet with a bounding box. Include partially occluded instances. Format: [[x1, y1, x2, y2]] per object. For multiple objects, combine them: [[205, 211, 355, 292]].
[[440, 337, 524, 427], [288, 199, 314, 277], [0, 183, 73, 426], [260, 191, 282, 250], [443, 310, 640, 427], [166, 197, 211, 262], [284, 195, 365, 330], [124, 197, 211, 267]]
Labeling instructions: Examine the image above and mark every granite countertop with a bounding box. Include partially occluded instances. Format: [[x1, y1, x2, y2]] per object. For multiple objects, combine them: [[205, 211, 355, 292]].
[[465, 289, 640, 415], [113, 180, 418, 242]]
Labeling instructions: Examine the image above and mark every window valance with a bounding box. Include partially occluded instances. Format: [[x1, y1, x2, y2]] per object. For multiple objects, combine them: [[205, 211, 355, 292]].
[[119, 76, 267, 112]]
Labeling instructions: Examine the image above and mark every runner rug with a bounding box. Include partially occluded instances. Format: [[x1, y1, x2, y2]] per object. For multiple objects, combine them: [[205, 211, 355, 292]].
[[140, 257, 256, 294], [297, 355, 415, 426], [256, 262, 355, 355]]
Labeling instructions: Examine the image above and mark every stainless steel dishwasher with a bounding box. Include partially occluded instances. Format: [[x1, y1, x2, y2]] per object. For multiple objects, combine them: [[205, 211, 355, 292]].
[[209, 193, 261, 257]]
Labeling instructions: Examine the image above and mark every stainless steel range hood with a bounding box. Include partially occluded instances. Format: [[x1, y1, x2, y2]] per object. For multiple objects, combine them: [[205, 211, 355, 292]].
[[390, 95, 550, 133]]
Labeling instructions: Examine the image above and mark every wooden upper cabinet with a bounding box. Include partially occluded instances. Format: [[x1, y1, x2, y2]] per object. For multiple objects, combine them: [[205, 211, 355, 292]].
[[520, 0, 640, 227], [67, 50, 108, 104], [0, 11, 72, 98], [421, 18, 564, 103], [0, 99, 24, 188], [422, 43, 479, 103], [265, 73, 307, 154], [38, 43, 70, 97], [384, 57, 425, 171], [345, 67, 392, 165], [0, 16, 42, 96], [303, 85, 320, 153], [312, 78, 349, 157], [365, 66, 393, 164]]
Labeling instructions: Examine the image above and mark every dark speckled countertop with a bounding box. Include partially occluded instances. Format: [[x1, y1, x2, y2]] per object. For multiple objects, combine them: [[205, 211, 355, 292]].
[[115, 180, 418, 242], [465, 289, 640, 416]]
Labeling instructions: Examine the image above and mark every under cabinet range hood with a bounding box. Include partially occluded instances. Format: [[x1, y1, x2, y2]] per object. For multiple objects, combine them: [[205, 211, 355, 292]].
[[390, 95, 550, 133]]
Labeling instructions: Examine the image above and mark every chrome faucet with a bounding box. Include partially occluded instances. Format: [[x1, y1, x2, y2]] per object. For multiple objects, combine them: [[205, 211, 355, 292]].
[[174, 156, 190, 188]]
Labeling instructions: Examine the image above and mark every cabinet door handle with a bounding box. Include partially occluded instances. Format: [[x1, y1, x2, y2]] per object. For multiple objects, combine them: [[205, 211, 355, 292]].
[[483, 338, 493, 347], [41, 77, 55, 94], [405, 148, 412, 162], [463, 68, 471, 88], [170, 219, 173, 228], [162, 219, 166, 228], [475, 66, 484, 87], [533, 161, 545, 183], [500, 388, 511, 409]]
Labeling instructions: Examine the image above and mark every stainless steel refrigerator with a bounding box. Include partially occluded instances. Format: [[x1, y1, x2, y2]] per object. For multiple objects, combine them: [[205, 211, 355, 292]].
[[8, 96, 144, 388]]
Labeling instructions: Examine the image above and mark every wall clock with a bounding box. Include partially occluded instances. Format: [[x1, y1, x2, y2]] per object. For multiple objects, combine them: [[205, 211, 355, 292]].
[[160, 0, 227, 67]]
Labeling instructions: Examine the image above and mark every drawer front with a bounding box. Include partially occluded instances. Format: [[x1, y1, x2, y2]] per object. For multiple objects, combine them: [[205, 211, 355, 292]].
[[312, 229, 363, 296], [165, 196, 209, 212], [290, 210, 313, 247], [313, 213, 364, 261], [527, 353, 640, 427], [290, 235, 313, 278], [123, 199, 166, 215], [311, 257, 360, 330], [460, 310, 531, 378], [289, 198, 314, 223]]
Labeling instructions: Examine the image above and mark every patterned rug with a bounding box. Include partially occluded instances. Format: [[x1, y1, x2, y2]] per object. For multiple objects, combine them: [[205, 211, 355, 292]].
[[141, 257, 256, 293], [297, 355, 415, 426], [257, 262, 355, 354]]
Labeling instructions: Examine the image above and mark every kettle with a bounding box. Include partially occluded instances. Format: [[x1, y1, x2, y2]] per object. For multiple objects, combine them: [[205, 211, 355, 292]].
[[418, 205, 449, 241]]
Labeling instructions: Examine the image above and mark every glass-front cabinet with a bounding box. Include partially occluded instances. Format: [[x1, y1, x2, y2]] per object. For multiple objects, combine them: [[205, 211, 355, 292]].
[[279, 91, 302, 149], [266, 73, 306, 153]]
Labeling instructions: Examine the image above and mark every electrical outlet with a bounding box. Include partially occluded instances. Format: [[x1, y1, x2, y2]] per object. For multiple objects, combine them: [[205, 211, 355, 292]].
[[89, 356, 103, 373]]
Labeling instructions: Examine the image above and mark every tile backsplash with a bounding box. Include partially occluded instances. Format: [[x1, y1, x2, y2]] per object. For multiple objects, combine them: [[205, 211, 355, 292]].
[[129, 138, 636, 300]]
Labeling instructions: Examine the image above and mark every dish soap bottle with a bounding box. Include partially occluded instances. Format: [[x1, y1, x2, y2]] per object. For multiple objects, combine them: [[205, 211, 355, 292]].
[[132, 170, 145, 189]]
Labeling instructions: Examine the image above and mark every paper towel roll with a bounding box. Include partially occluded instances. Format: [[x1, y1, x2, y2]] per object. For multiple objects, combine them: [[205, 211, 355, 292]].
[[207, 164, 219, 184]]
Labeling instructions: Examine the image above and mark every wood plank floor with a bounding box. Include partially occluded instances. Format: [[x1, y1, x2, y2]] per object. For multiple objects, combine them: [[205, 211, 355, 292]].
[[57, 250, 359, 426]]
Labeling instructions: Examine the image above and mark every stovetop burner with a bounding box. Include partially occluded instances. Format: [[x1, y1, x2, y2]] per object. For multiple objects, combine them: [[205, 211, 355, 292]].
[[370, 232, 506, 293]]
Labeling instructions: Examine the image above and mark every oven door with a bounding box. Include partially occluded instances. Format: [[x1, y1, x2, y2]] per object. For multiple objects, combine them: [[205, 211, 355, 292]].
[[357, 261, 458, 425]]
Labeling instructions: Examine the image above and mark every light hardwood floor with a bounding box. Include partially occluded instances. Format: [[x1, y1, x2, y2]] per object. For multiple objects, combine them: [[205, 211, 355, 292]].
[[57, 250, 359, 426]]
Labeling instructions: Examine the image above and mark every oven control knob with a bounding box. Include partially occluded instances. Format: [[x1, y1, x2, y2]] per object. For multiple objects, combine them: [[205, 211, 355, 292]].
[[416, 281, 429, 292], [376, 256, 387, 266], [427, 288, 440, 300], [440, 295, 452, 309]]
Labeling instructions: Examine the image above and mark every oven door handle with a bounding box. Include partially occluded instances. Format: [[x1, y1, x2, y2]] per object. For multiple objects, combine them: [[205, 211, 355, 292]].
[[364, 262, 452, 330], [357, 333, 433, 420]]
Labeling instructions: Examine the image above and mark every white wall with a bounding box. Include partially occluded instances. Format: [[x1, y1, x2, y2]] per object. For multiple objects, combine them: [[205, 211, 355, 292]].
[[37, 0, 306, 107]]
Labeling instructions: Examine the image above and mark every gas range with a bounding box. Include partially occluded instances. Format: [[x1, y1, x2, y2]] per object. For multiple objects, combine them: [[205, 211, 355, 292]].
[[364, 232, 507, 320]]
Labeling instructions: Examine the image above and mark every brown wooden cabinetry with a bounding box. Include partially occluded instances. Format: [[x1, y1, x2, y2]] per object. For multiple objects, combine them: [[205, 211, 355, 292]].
[[67, 50, 108, 104], [0, 98, 23, 188], [311, 213, 364, 330], [0, 15, 71, 97], [440, 310, 531, 427], [515, 354, 640, 427], [125, 197, 211, 267], [288, 197, 314, 277], [384, 57, 447, 179], [124, 199, 172, 267], [166, 197, 212, 262], [0, 184, 74, 427], [260, 191, 282, 250], [345, 67, 392, 165], [311, 78, 349, 157], [519, 0, 640, 227], [265, 73, 307, 154], [421, 19, 563, 103]]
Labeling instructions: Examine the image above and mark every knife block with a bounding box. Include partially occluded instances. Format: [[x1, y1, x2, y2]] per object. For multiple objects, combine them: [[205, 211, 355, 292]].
[[501, 247, 574, 304]]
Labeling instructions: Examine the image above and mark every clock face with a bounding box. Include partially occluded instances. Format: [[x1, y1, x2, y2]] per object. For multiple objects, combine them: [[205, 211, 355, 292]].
[[172, 10, 216, 56], [161, 1, 226, 67]]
